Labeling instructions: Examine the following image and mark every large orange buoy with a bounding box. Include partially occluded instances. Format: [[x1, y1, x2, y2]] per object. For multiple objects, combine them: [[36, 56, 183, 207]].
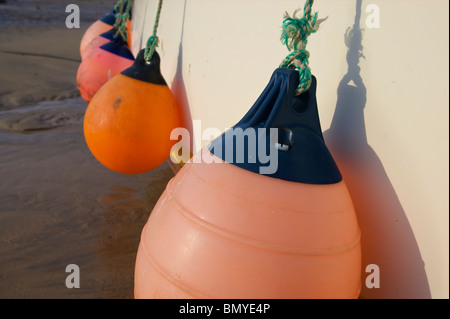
[[77, 37, 134, 103], [79, 10, 116, 58], [84, 50, 182, 175], [134, 68, 362, 299]]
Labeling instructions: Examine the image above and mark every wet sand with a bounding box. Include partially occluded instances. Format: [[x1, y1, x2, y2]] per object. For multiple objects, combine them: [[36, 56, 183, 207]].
[[0, 0, 115, 110], [0, 1, 174, 298]]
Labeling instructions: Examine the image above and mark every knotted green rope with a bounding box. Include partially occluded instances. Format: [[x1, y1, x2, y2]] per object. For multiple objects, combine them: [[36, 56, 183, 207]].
[[144, 0, 163, 62], [113, 0, 132, 42], [279, 0, 326, 95]]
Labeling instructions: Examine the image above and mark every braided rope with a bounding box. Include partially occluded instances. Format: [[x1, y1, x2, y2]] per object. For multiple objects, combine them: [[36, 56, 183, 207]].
[[144, 0, 163, 62], [279, 0, 326, 95], [113, 0, 132, 42]]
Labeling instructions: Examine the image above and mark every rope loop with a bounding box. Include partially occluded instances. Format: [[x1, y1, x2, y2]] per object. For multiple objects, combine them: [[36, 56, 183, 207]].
[[144, 0, 164, 63], [144, 36, 159, 61]]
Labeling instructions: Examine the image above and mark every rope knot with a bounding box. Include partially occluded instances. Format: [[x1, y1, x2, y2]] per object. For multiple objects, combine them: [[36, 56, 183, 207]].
[[143, 0, 163, 63], [279, 0, 326, 95], [144, 35, 159, 61], [113, 0, 132, 42]]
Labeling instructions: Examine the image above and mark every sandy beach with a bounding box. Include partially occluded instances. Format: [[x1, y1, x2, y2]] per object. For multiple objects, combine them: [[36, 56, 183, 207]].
[[0, 0, 174, 298]]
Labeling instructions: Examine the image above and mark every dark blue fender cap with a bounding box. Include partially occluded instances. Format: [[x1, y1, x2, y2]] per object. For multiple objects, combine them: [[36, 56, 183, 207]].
[[99, 29, 116, 41], [209, 68, 342, 185], [121, 49, 167, 86], [99, 36, 135, 61], [100, 9, 117, 26]]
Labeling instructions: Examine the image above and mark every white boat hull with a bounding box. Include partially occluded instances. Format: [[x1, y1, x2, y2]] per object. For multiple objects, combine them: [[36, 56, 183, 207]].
[[131, 0, 449, 299]]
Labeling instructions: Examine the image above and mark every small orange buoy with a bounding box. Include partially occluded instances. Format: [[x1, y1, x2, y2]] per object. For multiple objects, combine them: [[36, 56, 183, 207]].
[[134, 68, 362, 299], [84, 50, 182, 175], [77, 37, 134, 103], [79, 10, 116, 58]]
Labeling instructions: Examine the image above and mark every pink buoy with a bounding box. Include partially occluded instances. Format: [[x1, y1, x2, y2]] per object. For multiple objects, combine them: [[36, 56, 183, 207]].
[[77, 37, 134, 103], [82, 29, 116, 60], [79, 10, 116, 58]]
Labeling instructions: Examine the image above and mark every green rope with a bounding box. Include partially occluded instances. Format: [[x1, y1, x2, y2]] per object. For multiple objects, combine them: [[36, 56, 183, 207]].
[[113, 0, 132, 42], [279, 0, 326, 95], [144, 0, 163, 62], [113, 0, 122, 14]]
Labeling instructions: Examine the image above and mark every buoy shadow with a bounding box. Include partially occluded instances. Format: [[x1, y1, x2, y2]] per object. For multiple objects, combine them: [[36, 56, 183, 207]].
[[322, 0, 431, 298], [167, 0, 194, 174]]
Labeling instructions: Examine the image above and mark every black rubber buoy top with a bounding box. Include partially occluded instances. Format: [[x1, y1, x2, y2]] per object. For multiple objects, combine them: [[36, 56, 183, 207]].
[[209, 68, 343, 185], [99, 36, 135, 61], [121, 49, 167, 85]]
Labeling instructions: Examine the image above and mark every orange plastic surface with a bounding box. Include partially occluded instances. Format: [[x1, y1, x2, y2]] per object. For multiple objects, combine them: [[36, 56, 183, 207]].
[[76, 48, 134, 103], [81, 35, 111, 60], [126, 19, 132, 50], [84, 74, 182, 174], [135, 151, 362, 299], [80, 20, 112, 58]]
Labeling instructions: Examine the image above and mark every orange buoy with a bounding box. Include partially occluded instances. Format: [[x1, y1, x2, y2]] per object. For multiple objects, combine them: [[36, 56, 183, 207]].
[[134, 68, 362, 299], [84, 50, 182, 175], [77, 37, 134, 103], [79, 10, 116, 58]]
